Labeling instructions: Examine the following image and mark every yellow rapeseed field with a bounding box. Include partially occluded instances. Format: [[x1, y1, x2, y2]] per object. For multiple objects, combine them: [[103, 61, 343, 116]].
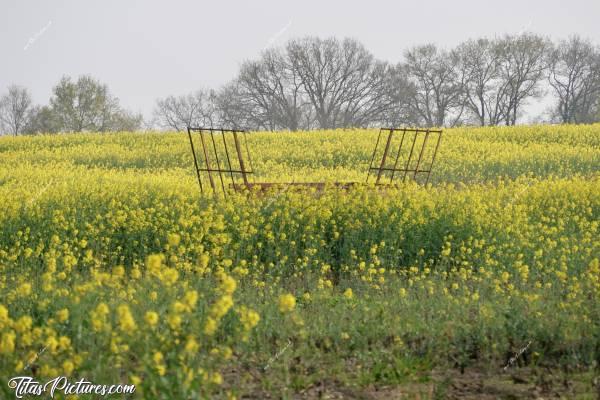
[[0, 125, 598, 398]]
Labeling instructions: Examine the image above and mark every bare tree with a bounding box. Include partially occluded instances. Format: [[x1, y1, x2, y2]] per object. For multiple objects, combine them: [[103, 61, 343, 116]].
[[0, 85, 33, 136], [495, 33, 549, 125], [153, 90, 216, 131], [218, 38, 415, 130], [454, 38, 507, 126], [223, 37, 417, 130], [213, 82, 267, 131], [547, 35, 600, 124], [106, 109, 144, 132], [167, 34, 600, 131], [403, 44, 465, 127], [336, 60, 408, 128], [287, 37, 387, 129], [236, 48, 312, 131], [377, 64, 420, 127]]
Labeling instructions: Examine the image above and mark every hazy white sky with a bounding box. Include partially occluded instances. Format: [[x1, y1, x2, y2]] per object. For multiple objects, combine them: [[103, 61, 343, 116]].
[[1, 0, 599, 120]]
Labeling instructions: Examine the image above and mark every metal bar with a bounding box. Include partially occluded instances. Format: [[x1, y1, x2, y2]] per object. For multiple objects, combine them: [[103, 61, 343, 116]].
[[233, 131, 250, 187], [380, 127, 443, 134], [189, 127, 248, 133], [230, 182, 362, 191], [243, 131, 255, 178], [369, 168, 430, 173], [220, 129, 236, 191], [366, 129, 383, 183], [425, 131, 442, 185], [209, 129, 227, 195], [187, 127, 204, 193], [197, 168, 253, 174], [413, 129, 430, 181], [389, 128, 407, 184], [402, 130, 419, 182], [198, 129, 216, 192], [376, 130, 394, 184]]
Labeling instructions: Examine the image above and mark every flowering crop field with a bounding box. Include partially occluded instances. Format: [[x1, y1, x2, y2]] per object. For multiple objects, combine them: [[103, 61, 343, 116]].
[[0, 125, 599, 399]]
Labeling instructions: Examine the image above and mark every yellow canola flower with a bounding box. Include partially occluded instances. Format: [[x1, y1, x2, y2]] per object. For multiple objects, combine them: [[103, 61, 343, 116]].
[[146, 254, 163, 276], [343, 288, 354, 299], [167, 233, 181, 247], [161, 268, 179, 286], [185, 336, 200, 354], [116, 304, 136, 332], [210, 372, 223, 385], [58, 336, 71, 351], [96, 303, 110, 316], [153, 351, 166, 376], [218, 274, 237, 295], [145, 311, 159, 327], [204, 317, 218, 336], [44, 331, 60, 349], [0, 331, 16, 354], [62, 360, 75, 375], [18, 283, 32, 297], [238, 307, 260, 331], [0, 305, 9, 328], [172, 302, 187, 314], [210, 295, 234, 319], [278, 293, 296, 313], [56, 308, 69, 323], [130, 375, 142, 386], [184, 290, 198, 310], [15, 316, 33, 333], [167, 314, 182, 330], [0, 126, 598, 390], [112, 265, 125, 278]]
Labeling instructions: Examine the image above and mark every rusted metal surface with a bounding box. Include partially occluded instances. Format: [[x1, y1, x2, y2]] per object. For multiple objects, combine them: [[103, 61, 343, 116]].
[[425, 131, 442, 185], [187, 128, 204, 193], [230, 182, 361, 192], [389, 128, 407, 182], [187, 127, 254, 195], [188, 126, 443, 196], [233, 130, 250, 186], [367, 128, 443, 185]]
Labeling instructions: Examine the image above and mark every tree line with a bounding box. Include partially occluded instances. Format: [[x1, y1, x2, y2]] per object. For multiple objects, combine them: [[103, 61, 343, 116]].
[[0, 76, 143, 136], [154, 33, 600, 131], [2, 33, 600, 136]]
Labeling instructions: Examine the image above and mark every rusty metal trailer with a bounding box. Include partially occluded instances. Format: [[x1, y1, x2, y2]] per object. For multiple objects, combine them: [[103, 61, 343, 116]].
[[186, 127, 442, 196]]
